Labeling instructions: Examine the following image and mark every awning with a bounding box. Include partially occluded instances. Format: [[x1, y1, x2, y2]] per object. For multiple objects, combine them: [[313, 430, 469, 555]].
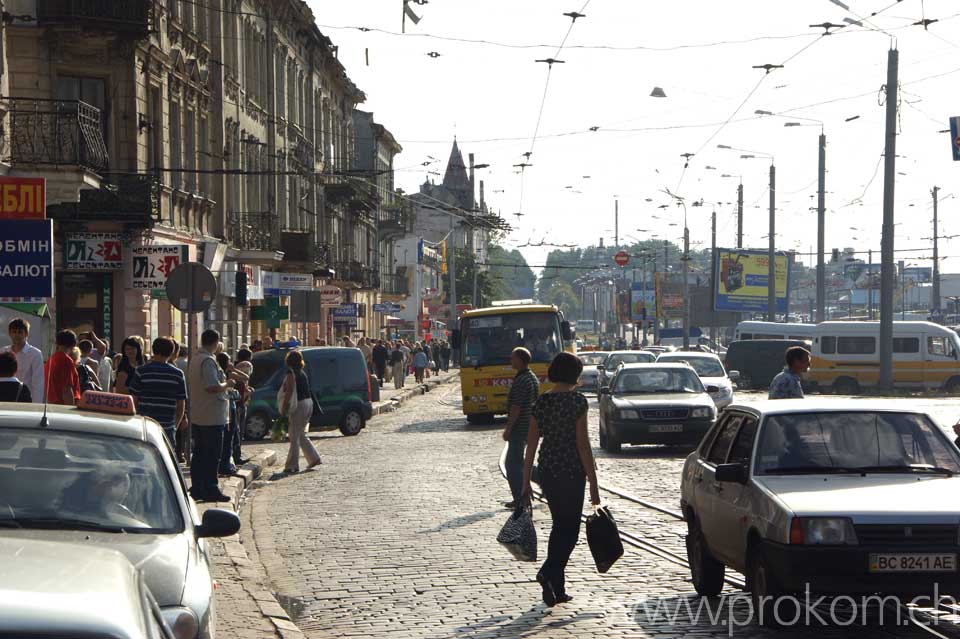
[[0, 303, 49, 318]]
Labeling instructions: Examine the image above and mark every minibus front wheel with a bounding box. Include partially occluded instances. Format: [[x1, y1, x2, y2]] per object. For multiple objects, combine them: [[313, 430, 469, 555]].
[[832, 377, 861, 396]]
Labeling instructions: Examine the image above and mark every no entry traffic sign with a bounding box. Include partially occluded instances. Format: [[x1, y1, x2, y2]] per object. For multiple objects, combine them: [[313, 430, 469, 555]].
[[614, 250, 630, 267]]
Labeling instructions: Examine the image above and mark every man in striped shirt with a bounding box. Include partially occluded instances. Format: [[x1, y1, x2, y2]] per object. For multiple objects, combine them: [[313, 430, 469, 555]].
[[128, 337, 187, 446], [502, 347, 540, 508]]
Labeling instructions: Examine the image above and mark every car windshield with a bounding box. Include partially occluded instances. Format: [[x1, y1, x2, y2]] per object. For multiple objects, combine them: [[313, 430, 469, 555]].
[[462, 312, 562, 366], [661, 356, 725, 377], [614, 369, 704, 394], [756, 412, 960, 475], [607, 352, 656, 367], [579, 353, 607, 366], [0, 429, 182, 533]]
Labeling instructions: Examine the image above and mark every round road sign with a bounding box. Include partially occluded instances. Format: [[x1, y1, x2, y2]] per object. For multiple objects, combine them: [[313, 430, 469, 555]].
[[614, 250, 630, 267], [165, 262, 218, 314]]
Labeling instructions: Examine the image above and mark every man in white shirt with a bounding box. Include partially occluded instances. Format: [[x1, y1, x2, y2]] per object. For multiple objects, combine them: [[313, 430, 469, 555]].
[[1, 318, 44, 403]]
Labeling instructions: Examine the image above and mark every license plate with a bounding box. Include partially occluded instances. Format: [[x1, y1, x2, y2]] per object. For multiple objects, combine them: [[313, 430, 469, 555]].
[[869, 553, 957, 573], [649, 424, 683, 433]]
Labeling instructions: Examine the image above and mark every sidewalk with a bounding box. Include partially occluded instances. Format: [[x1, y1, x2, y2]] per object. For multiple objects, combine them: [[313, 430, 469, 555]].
[[371, 367, 460, 415]]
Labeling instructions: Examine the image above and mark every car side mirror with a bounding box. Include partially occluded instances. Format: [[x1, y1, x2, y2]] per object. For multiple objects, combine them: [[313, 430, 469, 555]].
[[596, 364, 605, 372], [715, 463, 747, 484], [196, 508, 241, 539], [599, 386, 611, 395], [728, 370, 740, 382], [705, 385, 720, 394], [561, 320, 573, 341]]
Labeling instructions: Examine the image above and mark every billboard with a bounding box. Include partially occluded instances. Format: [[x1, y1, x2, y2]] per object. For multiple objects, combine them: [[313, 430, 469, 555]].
[[630, 282, 655, 322], [714, 249, 791, 313], [130, 245, 188, 290], [0, 177, 45, 220]]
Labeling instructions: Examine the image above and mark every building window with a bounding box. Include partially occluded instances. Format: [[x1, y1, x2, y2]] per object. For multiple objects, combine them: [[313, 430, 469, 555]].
[[146, 86, 162, 172], [198, 116, 208, 196], [182, 0, 193, 32], [169, 102, 182, 191], [184, 109, 196, 192], [168, 0, 179, 21]]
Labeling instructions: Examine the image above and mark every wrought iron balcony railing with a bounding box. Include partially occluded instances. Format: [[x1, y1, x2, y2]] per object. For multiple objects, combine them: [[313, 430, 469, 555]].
[[37, 0, 151, 35], [380, 272, 409, 297], [46, 170, 160, 224], [3, 97, 108, 173], [332, 261, 366, 285], [228, 212, 277, 252]]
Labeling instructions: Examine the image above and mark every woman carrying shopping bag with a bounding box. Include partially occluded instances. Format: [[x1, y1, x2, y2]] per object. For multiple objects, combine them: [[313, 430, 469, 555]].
[[279, 350, 321, 474], [521, 352, 601, 607]]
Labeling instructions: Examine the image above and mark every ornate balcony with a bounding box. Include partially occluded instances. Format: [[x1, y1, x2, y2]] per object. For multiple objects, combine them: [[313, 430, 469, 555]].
[[228, 212, 277, 252], [3, 97, 108, 173], [46, 171, 160, 224], [378, 206, 413, 239], [37, 0, 152, 36], [381, 270, 409, 297]]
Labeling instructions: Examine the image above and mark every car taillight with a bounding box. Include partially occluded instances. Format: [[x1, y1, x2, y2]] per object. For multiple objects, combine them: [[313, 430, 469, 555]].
[[790, 517, 804, 544], [366, 372, 372, 402]]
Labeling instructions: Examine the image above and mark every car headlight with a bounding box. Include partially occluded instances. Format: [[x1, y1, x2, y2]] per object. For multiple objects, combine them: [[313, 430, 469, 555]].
[[690, 407, 713, 418], [717, 386, 733, 397], [618, 409, 639, 420], [162, 607, 200, 639], [790, 517, 858, 545]]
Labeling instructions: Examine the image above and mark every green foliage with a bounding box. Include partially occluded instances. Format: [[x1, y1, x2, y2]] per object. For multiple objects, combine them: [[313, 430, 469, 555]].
[[540, 280, 581, 316], [455, 243, 536, 306]]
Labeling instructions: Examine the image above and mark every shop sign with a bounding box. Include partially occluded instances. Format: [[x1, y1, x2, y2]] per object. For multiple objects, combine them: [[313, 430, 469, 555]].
[[373, 302, 402, 314], [131, 245, 188, 290], [0, 177, 45, 220], [319, 285, 342, 305], [262, 271, 313, 295], [101, 273, 112, 344], [332, 303, 358, 318], [65, 232, 124, 270], [0, 220, 53, 297], [333, 316, 358, 326]]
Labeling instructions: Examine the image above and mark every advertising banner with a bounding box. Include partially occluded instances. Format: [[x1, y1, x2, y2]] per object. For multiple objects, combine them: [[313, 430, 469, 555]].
[[0, 220, 53, 297], [65, 233, 124, 270], [0, 177, 45, 220], [655, 272, 684, 319], [131, 245, 188, 290], [714, 249, 791, 313], [903, 266, 932, 283], [333, 303, 359, 318], [630, 282, 655, 322], [374, 302, 402, 314], [262, 271, 313, 296]]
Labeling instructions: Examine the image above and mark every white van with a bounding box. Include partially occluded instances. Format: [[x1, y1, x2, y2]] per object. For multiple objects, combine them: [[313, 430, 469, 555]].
[[734, 321, 815, 342], [808, 321, 960, 394]]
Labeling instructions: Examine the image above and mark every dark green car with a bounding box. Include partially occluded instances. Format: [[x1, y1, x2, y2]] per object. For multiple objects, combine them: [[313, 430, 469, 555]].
[[244, 347, 373, 440], [722, 339, 810, 391]]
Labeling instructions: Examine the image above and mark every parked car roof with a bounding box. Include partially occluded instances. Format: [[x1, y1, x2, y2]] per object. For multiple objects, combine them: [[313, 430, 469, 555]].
[[0, 403, 149, 440], [723, 397, 936, 417], [0, 537, 149, 638]]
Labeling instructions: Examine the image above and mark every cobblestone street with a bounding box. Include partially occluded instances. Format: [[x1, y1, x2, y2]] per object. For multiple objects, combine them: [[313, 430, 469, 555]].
[[230, 382, 960, 638]]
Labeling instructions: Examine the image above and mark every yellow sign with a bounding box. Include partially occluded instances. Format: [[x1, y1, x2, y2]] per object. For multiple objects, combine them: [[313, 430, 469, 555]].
[[715, 250, 791, 313]]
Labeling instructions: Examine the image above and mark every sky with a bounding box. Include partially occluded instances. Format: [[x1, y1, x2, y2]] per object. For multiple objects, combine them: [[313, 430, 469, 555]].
[[306, 0, 960, 274]]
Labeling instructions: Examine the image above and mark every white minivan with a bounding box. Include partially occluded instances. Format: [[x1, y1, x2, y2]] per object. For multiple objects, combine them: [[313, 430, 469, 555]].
[[808, 321, 960, 394], [734, 321, 815, 342]]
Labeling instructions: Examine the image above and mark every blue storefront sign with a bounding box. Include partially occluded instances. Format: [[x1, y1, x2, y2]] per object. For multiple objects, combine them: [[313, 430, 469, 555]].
[[0, 219, 53, 297], [333, 303, 358, 317], [373, 302, 402, 314]]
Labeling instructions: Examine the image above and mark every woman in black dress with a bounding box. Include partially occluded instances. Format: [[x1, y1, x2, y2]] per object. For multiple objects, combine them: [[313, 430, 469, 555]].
[[521, 352, 600, 606]]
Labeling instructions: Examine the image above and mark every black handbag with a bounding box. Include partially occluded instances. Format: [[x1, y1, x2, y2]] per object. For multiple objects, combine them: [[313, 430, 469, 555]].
[[497, 504, 538, 562], [586, 506, 624, 573]]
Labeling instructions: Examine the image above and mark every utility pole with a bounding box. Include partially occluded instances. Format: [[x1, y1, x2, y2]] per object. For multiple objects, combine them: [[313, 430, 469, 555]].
[[682, 226, 690, 350], [711, 209, 717, 346], [736, 182, 744, 249], [448, 216, 458, 363], [767, 163, 776, 322], [816, 132, 827, 323], [868, 249, 874, 320], [879, 47, 899, 391], [933, 186, 941, 313]]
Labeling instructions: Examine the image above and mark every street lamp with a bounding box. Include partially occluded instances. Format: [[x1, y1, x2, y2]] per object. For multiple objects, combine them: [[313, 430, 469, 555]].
[[719, 145, 777, 321]]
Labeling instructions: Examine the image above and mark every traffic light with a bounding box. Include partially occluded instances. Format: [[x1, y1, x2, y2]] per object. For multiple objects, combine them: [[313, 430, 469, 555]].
[[831, 248, 840, 263], [236, 269, 248, 307]]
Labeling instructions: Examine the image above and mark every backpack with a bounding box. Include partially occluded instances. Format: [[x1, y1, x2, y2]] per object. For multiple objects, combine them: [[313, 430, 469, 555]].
[[77, 363, 100, 393]]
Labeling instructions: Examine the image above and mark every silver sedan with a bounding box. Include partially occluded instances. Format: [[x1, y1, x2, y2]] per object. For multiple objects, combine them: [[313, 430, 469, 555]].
[[680, 399, 960, 623], [0, 402, 240, 639]]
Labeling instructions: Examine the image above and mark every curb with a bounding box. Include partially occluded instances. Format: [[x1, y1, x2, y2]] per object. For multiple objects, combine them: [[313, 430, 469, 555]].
[[371, 370, 459, 415]]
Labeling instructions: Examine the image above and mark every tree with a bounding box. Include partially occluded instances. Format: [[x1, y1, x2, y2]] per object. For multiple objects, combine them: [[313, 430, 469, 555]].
[[540, 280, 581, 317]]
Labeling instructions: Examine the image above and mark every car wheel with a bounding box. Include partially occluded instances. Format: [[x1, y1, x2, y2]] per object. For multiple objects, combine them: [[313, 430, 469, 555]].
[[601, 427, 621, 453], [598, 422, 608, 448], [946, 377, 960, 395], [339, 409, 364, 436], [748, 545, 787, 626], [466, 412, 494, 425], [244, 411, 271, 440], [686, 519, 725, 597], [832, 377, 860, 396]]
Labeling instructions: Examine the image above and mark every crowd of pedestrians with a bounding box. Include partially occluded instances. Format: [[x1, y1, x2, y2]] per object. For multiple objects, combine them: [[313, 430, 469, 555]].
[[345, 336, 452, 389]]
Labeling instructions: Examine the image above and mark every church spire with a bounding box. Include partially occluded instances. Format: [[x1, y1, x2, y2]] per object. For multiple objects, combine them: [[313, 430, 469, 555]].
[[442, 139, 472, 209]]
